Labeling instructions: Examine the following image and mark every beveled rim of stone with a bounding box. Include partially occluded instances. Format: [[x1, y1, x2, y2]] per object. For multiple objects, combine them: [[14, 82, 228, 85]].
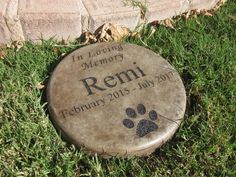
[[47, 42, 186, 157]]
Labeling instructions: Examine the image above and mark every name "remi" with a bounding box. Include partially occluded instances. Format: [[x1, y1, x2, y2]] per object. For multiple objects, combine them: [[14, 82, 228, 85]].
[[80, 63, 146, 96]]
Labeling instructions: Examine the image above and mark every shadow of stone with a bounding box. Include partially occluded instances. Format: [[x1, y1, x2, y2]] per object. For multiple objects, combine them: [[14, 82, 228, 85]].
[[181, 69, 202, 116]]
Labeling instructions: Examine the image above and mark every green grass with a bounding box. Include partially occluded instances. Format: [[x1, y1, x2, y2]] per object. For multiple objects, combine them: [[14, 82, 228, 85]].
[[0, 1, 236, 176]]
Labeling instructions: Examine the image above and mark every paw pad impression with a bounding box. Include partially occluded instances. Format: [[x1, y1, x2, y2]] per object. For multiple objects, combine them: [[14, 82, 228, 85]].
[[123, 104, 158, 137]]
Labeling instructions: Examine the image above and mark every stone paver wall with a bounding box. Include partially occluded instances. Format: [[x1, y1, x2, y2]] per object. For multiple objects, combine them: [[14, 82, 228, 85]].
[[0, 0, 221, 44]]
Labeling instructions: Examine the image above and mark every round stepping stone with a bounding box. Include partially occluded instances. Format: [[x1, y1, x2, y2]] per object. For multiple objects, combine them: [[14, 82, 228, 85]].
[[47, 42, 186, 157]]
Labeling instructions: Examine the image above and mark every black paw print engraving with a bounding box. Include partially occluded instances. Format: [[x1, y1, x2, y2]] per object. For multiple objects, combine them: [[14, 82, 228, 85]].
[[123, 104, 158, 137]]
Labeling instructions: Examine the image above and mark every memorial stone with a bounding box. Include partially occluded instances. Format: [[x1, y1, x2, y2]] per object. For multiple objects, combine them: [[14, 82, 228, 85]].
[[47, 42, 186, 157]]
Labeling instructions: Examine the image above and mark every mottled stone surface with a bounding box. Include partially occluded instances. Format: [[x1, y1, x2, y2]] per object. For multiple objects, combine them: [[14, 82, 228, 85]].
[[189, 0, 219, 10], [18, 0, 82, 41], [47, 42, 186, 157], [81, 0, 140, 32], [146, 0, 189, 22], [0, 0, 24, 44], [5, 0, 24, 42], [0, 0, 10, 44]]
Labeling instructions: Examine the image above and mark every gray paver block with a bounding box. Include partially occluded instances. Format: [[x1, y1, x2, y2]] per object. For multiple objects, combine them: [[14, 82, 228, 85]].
[[18, 0, 83, 41], [82, 0, 141, 32]]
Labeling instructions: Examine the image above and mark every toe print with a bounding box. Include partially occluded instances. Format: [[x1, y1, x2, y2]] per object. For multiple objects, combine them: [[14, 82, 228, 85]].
[[123, 104, 159, 137], [126, 108, 137, 118], [149, 110, 158, 121], [123, 119, 134, 128], [137, 104, 146, 115]]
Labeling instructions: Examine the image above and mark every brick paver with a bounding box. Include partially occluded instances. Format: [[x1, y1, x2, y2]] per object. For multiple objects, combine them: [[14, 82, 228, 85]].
[[0, 0, 10, 44], [82, 0, 141, 32], [18, 0, 82, 41], [189, 0, 219, 10], [146, 0, 189, 22], [0, 0, 222, 44], [0, 0, 24, 44]]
